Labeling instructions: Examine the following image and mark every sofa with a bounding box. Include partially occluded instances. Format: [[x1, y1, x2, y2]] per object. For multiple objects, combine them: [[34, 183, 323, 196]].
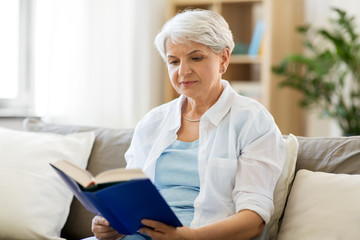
[[1, 118, 360, 240]]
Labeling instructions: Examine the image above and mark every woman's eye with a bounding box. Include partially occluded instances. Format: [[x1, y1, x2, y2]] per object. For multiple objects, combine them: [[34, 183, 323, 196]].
[[192, 56, 203, 61], [169, 60, 179, 65]]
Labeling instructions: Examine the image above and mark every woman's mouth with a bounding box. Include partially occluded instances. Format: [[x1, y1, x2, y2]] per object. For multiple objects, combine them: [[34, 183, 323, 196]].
[[180, 81, 197, 87]]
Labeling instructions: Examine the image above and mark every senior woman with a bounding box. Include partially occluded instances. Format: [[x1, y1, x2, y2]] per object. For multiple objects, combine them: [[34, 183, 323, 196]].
[[91, 9, 285, 240]]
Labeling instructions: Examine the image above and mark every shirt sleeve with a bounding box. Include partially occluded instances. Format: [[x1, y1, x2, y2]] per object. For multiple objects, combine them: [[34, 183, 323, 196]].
[[232, 108, 286, 224]]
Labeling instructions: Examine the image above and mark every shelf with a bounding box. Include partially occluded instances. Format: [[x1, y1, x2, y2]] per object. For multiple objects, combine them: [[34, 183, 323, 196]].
[[172, 0, 262, 4], [230, 54, 261, 64], [230, 81, 262, 100], [223, 62, 260, 82], [221, 0, 262, 3], [171, 0, 211, 4]]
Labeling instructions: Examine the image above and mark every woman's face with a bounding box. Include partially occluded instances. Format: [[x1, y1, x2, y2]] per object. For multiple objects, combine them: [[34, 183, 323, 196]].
[[165, 40, 229, 100]]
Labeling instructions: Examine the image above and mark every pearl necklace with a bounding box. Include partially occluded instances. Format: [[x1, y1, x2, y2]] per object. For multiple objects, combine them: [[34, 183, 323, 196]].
[[183, 116, 201, 122]]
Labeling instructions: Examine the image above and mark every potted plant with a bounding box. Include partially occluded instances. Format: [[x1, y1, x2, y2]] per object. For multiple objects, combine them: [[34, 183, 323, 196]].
[[272, 8, 360, 135]]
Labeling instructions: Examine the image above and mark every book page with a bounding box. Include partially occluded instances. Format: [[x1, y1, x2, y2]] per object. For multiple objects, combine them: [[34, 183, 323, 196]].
[[52, 159, 94, 187], [94, 168, 146, 185]]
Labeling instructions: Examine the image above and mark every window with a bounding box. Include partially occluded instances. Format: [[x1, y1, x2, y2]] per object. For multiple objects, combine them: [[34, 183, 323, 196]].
[[0, 0, 34, 116]]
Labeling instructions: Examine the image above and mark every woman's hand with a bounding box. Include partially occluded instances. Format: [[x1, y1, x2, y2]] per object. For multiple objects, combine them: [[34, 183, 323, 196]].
[[139, 219, 196, 240], [139, 210, 264, 240], [91, 215, 124, 240]]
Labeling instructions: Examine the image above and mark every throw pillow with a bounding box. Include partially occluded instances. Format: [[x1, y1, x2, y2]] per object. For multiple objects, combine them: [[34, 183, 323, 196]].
[[0, 127, 95, 240], [23, 117, 133, 239], [277, 169, 360, 240], [265, 134, 298, 239]]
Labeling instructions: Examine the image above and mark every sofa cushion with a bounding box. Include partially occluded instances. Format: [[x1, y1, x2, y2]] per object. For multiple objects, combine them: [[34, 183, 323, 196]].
[[266, 134, 298, 240], [0, 127, 94, 240], [277, 169, 360, 240], [296, 136, 360, 174], [23, 118, 133, 239]]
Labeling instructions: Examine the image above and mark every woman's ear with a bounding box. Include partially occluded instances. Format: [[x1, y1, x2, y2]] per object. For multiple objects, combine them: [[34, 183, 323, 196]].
[[220, 48, 230, 73]]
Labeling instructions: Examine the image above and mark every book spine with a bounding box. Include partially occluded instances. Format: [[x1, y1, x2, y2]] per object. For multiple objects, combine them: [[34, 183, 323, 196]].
[[50, 164, 99, 215], [248, 20, 265, 56]]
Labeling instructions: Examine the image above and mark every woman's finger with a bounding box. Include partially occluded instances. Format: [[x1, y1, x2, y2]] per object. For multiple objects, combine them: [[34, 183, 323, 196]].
[[92, 215, 124, 240], [141, 219, 174, 232], [93, 215, 110, 227], [139, 219, 178, 239], [96, 230, 122, 240]]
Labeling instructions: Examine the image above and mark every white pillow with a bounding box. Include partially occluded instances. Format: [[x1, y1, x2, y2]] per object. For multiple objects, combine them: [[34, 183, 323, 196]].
[[277, 169, 360, 240], [266, 134, 298, 239], [0, 127, 95, 240]]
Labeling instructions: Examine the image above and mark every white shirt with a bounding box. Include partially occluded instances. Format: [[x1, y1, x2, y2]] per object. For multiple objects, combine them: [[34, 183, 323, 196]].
[[125, 80, 285, 227]]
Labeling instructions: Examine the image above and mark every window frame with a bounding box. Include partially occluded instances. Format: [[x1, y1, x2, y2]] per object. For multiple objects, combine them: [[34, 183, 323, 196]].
[[0, 0, 35, 116]]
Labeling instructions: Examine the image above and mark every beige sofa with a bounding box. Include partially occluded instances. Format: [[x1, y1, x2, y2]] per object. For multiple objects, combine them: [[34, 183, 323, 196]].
[[22, 118, 360, 240]]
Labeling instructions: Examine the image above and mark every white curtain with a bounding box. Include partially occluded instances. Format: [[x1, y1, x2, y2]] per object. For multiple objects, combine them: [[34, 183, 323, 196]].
[[34, 0, 167, 128]]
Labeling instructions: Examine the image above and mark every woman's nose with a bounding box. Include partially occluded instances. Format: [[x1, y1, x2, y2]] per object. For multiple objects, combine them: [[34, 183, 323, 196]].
[[178, 62, 191, 76]]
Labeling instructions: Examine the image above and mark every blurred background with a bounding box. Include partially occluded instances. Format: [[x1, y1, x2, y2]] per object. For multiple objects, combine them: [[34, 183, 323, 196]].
[[1, 0, 359, 137]]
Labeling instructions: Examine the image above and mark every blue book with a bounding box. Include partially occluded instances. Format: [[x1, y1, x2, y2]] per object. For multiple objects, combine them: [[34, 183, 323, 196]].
[[50, 159, 182, 235], [248, 20, 265, 55]]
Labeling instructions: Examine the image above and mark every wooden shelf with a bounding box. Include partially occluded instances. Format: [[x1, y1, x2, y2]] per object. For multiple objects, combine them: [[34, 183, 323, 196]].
[[230, 54, 262, 64], [222, 0, 262, 3], [172, 0, 262, 4], [171, 0, 211, 4], [230, 81, 262, 101]]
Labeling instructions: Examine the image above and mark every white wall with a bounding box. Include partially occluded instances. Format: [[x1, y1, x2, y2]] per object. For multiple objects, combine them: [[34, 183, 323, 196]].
[[304, 0, 360, 137]]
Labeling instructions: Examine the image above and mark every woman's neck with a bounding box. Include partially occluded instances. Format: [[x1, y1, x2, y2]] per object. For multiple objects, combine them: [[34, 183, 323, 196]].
[[183, 83, 224, 119]]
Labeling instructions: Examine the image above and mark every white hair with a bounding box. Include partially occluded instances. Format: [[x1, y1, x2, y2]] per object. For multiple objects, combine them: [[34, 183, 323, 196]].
[[154, 9, 235, 61]]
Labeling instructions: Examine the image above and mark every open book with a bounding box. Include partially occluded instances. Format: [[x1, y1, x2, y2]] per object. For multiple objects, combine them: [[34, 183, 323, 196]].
[[50, 159, 182, 235], [52, 159, 147, 189]]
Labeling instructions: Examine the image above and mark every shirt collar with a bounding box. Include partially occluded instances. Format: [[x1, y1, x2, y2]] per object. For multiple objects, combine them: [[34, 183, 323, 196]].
[[203, 80, 234, 126], [166, 95, 186, 132]]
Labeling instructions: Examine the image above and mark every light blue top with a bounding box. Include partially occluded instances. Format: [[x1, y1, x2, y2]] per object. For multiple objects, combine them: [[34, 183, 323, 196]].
[[154, 139, 200, 227]]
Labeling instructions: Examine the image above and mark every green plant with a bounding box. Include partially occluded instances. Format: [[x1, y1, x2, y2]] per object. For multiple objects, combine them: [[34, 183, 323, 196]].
[[272, 8, 360, 135]]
